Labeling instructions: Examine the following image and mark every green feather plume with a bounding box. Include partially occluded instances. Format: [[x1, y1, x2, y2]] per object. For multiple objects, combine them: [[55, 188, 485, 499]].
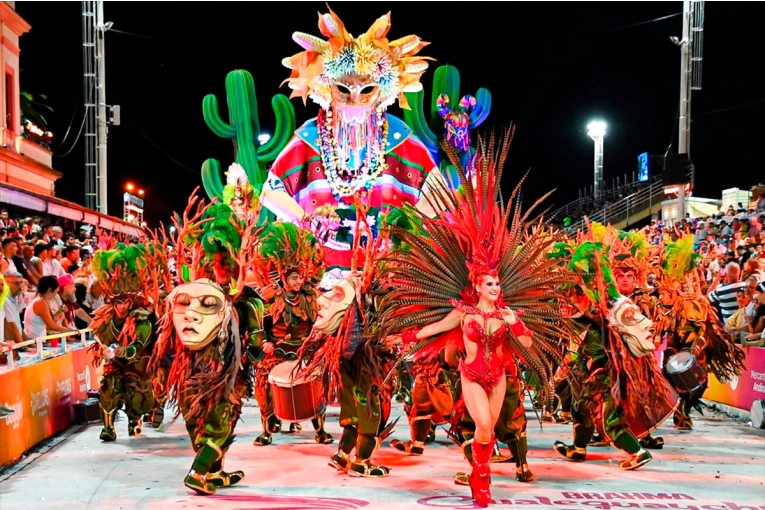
[[663, 235, 699, 282]]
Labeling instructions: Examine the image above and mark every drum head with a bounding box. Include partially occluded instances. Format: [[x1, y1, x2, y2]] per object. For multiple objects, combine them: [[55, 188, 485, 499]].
[[666, 351, 695, 374], [751, 400, 765, 429], [268, 360, 320, 387]]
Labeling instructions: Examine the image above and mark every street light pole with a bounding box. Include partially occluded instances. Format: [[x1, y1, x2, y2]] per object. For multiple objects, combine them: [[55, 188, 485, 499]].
[[587, 121, 607, 202], [95, 2, 110, 215], [676, 0, 692, 222]]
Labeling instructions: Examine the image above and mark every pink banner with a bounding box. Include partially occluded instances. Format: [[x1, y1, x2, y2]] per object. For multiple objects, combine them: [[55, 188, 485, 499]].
[[704, 346, 765, 411]]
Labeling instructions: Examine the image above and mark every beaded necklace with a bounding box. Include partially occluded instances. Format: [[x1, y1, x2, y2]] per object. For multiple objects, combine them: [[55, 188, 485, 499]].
[[317, 106, 389, 201]]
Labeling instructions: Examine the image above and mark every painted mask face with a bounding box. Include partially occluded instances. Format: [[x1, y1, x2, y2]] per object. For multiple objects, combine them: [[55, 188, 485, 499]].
[[314, 278, 356, 334], [475, 274, 501, 303], [171, 280, 226, 350], [614, 268, 637, 295], [611, 298, 656, 357]]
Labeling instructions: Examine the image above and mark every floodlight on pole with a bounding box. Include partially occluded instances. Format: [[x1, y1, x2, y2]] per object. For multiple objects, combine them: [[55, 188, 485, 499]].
[[587, 121, 606, 200]]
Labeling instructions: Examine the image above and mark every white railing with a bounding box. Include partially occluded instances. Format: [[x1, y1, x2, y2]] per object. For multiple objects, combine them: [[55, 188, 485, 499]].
[[2, 329, 94, 371]]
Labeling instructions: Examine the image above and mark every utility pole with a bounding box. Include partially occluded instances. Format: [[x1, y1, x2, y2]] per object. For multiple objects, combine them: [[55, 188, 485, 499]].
[[83, 1, 113, 215], [676, 1, 705, 222], [95, 2, 108, 215]]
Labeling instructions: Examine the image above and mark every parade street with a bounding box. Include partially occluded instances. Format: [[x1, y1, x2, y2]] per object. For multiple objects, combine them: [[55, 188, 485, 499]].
[[1, 402, 763, 510]]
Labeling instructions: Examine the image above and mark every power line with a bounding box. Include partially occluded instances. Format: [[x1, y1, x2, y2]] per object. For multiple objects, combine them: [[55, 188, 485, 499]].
[[125, 114, 198, 175], [54, 81, 94, 158], [108, 28, 166, 42], [696, 98, 765, 116], [602, 12, 682, 34]]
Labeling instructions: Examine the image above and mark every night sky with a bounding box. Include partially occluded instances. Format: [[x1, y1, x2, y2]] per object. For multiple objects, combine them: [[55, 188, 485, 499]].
[[15, 2, 765, 224]]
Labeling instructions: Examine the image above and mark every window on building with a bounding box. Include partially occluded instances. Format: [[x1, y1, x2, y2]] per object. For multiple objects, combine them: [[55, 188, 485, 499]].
[[6, 71, 15, 131]]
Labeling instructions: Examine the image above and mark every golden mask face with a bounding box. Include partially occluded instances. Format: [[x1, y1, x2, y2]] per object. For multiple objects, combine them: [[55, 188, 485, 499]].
[[331, 73, 381, 108]]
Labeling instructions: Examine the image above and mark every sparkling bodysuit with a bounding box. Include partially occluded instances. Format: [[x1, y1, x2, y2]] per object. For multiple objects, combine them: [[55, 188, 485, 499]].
[[454, 303, 513, 393]]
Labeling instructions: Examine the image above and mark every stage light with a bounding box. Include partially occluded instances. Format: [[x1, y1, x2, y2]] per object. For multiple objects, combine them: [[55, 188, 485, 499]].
[[258, 133, 271, 145], [126, 183, 134, 191], [587, 121, 607, 140], [138, 189, 145, 196]]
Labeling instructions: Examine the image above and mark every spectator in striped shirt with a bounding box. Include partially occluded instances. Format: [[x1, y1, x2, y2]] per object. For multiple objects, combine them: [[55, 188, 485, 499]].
[[708, 262, 747, 323]]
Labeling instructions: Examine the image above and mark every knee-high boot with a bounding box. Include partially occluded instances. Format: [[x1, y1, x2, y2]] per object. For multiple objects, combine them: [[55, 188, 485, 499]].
[[99, 407, 117, 442], [468, 439, 494, 506], [349, 434, 390, 478], [330, 425, 357, 471], [612, 431, 651, 471], [508, 435, 535, 482], [391, 415, 430, 455], [312, 414, 334, 444], [184, 440, 224, 495], [207, 449, 244, 488]]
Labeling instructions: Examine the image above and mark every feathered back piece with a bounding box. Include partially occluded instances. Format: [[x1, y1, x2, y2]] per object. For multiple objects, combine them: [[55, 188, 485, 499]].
[[376, 128, 573, 404]]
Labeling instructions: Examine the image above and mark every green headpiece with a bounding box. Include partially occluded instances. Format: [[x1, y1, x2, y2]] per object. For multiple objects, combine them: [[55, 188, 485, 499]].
[[256, 222, 324, 283], [662, 234, 699, 282], [92, 243, 149, 295]]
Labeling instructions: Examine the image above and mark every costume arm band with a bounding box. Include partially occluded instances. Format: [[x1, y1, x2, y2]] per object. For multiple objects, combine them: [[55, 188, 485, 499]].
[[509, 319, 531, 338]]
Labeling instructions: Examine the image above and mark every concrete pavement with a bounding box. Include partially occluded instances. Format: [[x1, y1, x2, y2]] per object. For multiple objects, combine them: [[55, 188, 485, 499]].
[[0, 401, 763, 510]]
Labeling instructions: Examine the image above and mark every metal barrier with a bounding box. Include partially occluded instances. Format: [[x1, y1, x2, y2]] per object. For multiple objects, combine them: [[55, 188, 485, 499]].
[[549, 175, 663, 221], [2, 329, 94, 371], [566, 178, 667, 232]]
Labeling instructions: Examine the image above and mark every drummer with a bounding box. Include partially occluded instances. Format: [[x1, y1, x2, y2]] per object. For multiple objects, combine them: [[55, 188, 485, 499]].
[[251, 223, 334, 447]]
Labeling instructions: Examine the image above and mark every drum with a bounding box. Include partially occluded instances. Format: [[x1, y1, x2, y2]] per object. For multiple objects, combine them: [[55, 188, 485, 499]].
[[665, 351, 708, 399], [268, 360, 327, 422]]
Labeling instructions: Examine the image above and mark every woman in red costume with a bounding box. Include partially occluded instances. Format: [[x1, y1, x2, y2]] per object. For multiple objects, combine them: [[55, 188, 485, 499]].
[[379, 130, 572, 506]]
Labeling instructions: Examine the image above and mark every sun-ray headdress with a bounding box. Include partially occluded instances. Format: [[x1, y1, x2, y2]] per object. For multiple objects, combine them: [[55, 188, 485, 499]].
[[281, 7, 432, 110]]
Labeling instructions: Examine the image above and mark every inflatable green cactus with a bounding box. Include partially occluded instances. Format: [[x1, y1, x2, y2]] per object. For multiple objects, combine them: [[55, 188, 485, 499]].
[[201, 70, 296, 200], [403, 65, 491, 168]]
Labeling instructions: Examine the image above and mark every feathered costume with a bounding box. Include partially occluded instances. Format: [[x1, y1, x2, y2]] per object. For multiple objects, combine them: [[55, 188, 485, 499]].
[[90, 243, 168, 441], [296, 204, 400, 479], [248, 221, 333, 446], [548, 224, 678, 471], [375, 130, 573, 504], [653, 234, 746, 430], [150, 197, 266, 496]]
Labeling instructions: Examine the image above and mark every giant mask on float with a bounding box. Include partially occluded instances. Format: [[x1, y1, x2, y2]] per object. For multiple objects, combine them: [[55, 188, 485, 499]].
[[281, 9, 431, 199], [609, 296, 656, 358], [313, 277, 356, 334], [171, 279, 228, 350]]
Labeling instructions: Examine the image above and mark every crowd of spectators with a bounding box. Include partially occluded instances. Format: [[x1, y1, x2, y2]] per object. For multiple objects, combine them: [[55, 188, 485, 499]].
[[638, 206, 765, 348], [0, 208, 115, 361]]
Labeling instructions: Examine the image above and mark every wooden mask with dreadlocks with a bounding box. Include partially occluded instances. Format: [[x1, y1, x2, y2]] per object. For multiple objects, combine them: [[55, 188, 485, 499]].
[[565, 239, 656, 358]]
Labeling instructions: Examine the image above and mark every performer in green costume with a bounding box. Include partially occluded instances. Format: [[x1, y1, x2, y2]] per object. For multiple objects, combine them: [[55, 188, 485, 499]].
[[549, 236, 677, 471], [250, 222, 333, 446], [151, 199, 266, 495], [91, 244, 166, 441]]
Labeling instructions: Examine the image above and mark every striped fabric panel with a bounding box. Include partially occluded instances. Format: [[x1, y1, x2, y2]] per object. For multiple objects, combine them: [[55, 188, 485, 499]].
[[269, 134, 436, 214]]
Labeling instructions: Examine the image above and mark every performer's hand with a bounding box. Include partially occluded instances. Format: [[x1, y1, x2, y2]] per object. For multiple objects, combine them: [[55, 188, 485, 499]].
[[383, 335, 402, 349], [105, 344, 120, 360], [262, 343, 275, 356], [501, 307, 518, 325]]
